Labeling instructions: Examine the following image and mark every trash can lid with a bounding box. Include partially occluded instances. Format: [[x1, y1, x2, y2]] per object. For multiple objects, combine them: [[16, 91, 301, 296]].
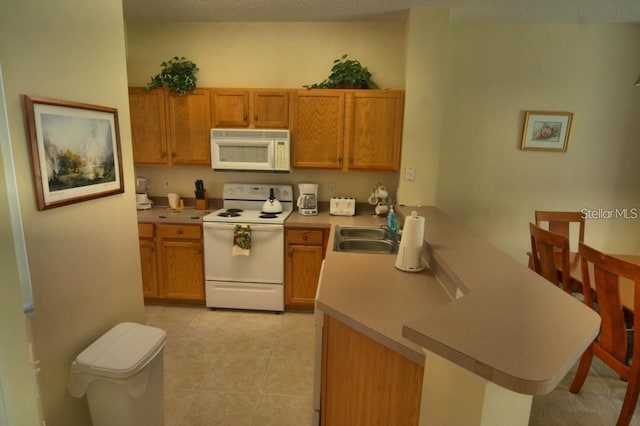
[[72, 322, 166, 380]]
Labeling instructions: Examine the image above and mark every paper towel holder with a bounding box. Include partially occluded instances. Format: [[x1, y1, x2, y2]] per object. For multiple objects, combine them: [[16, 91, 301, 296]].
[[394, 211, 426, 272]]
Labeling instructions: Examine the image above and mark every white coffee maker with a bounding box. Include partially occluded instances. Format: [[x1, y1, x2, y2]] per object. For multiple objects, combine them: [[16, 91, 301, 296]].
[[135, 176, 152, 210], [297, 183, 318, 216]]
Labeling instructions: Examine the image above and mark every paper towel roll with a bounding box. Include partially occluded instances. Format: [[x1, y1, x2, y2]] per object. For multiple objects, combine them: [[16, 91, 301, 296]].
[[395, 211, 425, 272]]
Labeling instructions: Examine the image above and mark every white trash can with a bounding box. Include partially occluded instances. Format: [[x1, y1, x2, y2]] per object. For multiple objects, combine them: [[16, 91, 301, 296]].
[[68, 322, 166, 426]]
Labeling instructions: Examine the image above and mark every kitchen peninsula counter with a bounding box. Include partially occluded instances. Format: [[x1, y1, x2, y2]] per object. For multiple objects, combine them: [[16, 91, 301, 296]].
[[297, 206, 600, 397]]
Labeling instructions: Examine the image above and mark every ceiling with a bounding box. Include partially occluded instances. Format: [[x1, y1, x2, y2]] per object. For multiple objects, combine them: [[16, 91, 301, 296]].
[[122, 0, 640, 23]]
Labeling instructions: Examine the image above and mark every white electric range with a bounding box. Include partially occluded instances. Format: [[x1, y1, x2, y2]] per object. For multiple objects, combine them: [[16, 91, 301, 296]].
[[202, 183, 293, 311]]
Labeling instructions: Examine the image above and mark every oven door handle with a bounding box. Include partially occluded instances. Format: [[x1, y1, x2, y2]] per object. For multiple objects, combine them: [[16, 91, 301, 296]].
[[203, 222, 283, 232]]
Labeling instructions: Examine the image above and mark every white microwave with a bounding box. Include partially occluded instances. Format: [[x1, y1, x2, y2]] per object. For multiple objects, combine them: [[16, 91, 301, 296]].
[[211, 128, 291, 172]]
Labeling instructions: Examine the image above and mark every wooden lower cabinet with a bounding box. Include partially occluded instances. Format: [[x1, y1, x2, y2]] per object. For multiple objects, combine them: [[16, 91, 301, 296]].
[[285, 227, 328, 311], [322, 315, 423, 425], [138, 223, 159, 298], [137, 222, 205, 303]]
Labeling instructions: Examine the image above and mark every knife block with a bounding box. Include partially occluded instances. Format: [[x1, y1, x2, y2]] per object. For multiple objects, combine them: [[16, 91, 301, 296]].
[[195, 191, 208, 210]]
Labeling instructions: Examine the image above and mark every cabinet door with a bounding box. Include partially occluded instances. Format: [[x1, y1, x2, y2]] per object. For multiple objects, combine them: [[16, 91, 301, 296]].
[[158, 239, 205, 301], [322, 315, 423, 425], [211, 89, 250, 127], [252, 90, 289, 128], [128, 87, 169, 164], [139, 239, 159, 298], [346, 91, 404, 171], [167, 89, 211, 165], [291, 90, 345, 169], [286, 244, 324, 310]]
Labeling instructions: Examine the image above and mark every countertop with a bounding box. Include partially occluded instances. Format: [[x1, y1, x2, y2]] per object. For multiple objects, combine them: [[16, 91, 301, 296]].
[[296, 206, 600, 396], [138, 204, 600, 396], [136, 205, 215, 224]]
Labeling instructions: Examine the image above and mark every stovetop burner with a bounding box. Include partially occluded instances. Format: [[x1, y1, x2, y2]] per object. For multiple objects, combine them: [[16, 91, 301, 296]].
[[202, 183, 294, 225], [218, 211, 241, 217]]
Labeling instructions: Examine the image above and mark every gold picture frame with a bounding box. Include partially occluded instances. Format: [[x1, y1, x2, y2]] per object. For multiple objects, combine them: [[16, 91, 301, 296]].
[[520, 111, 573, 152], [23, 95, 124, 210]]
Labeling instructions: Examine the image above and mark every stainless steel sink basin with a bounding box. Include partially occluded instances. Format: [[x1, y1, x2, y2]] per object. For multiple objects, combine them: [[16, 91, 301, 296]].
[[338, 226, 391, 240], [333, 225, 398, 254], [335, 239, 398, 254]]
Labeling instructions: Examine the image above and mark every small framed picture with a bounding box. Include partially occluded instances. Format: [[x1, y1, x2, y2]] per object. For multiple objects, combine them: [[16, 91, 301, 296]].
[[23, 95, 124, 210], [520, 111, 573, 152]]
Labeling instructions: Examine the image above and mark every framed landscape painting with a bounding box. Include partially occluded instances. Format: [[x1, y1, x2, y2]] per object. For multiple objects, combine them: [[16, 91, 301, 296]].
[[520, 111, 573, 152], [23, 95, 124, 210]]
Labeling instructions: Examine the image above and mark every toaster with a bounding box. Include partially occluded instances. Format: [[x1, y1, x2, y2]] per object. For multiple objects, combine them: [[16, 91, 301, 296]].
[[330, 197, 356, 216]]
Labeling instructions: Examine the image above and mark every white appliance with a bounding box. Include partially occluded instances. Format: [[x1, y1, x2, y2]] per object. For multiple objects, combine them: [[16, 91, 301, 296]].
[[202, 183, 293, 312], [329, 196, 356, 216], [297, 183, 318, 216], [211, 128, 291, 172], [135, 176, 152, 210]]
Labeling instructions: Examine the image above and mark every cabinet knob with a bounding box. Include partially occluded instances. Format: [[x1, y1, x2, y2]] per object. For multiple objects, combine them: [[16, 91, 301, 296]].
[[177, 229, 183, 235], [196, 249, 201, 255], [254, 114, 258, 121], [302, 235, 308, 241], [349, 157, 353, 164], [338, 156, 343, 164], [243, 113, 248, 120], [287, 251, 292, 257]]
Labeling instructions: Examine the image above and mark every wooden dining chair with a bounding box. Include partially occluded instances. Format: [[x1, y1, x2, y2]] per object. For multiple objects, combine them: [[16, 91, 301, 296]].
[[529, 223, 572, 293], [534, 210, 585, 250], [570, 242, 640, 426], [528, 210, 586, 284]]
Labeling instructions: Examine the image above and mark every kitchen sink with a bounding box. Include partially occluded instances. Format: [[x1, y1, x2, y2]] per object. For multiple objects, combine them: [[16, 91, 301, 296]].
[[333, 225, 398, 254], [337, 226, 393, 240], [335, 239, 397, 254]]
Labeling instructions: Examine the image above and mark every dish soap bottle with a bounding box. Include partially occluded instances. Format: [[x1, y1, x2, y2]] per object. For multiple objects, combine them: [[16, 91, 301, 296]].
[[387, 204, 398, 235]]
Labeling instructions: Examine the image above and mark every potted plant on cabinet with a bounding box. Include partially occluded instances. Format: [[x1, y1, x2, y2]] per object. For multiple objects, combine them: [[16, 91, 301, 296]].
[[304, 54, 380, 89], [146, 56, 199, 95]]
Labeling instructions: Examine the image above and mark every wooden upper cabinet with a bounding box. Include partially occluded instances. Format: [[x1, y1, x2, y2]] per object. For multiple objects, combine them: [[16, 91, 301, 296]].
[[211, 89, 249, 127], [291, 90, 345, 169], [166, 89, 211, 165], [128, 87, 211, 166], [291, 89, 404, 171], [129, 87, 169, 164], [346, 90, 404, 171], [211, 88, 289, 128]]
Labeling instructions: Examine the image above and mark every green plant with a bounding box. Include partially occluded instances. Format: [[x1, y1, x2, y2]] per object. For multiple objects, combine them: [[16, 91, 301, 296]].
[[304, 54, 380, 89], [146, 56, 199, 95]]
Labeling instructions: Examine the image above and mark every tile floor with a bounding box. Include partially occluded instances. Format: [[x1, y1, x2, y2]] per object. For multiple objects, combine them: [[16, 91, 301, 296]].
[[146, 305, 640, 425], [144, 305, 315, 426]]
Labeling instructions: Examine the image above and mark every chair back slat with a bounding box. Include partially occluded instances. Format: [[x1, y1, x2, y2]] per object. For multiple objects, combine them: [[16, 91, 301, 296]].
[[529, 223, 571, 291], [535, 211, 585, 251]]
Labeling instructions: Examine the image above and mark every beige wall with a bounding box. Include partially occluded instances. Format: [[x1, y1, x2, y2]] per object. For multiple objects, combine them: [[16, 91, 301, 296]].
[[437, 23, 640, 260], [0, 74, 42, 424], [397, 9, 449, 206], [126, 21, 404, 204], [0, 0, 144, 425]]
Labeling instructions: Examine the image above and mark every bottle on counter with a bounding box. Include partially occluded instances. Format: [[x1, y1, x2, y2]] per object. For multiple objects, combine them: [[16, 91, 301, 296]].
[[387, 204, 398, 234]]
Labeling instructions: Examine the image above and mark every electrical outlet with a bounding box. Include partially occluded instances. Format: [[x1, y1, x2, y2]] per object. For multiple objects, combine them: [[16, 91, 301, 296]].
[[328, 183, 336, 197], [163, 178, 169, 189], [405, 167, 415, 182]]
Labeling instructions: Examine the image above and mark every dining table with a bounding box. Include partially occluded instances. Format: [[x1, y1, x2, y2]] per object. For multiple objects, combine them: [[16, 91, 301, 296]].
[[556, 252, 640, 311]]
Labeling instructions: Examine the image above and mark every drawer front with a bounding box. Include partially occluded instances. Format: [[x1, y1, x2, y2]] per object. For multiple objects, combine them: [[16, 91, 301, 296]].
[[138, 223, 155, 239], [287, 229, 324, 246], [157, 223, 202, 240]]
